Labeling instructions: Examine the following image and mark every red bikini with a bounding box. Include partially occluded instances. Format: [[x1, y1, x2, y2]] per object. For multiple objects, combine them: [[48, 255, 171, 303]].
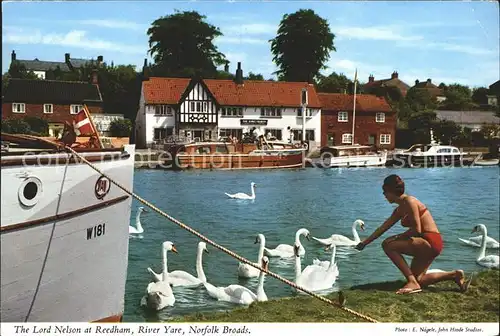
[[401, 207, 444, 256]]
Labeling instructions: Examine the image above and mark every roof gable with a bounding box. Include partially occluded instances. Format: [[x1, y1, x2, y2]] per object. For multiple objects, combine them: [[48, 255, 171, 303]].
[[143, 77, 191, 104], [318, 93, 392, 113], [18, 59, 71, 72], [179, 78, 219, 105], [2, 79, 102, 104]]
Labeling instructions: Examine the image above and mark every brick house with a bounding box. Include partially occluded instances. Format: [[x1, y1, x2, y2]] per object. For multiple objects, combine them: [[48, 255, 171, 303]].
[[318, 93, 396, 149], [413, 78, 446, 102], [135, 62, 322, 149], [363, 71, 411, 97], [10, 50, 103, 79], [2, 73, 103, 137]]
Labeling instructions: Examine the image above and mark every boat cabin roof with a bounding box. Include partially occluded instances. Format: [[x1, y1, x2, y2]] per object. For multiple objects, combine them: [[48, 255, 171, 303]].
[[406, 144, 461, 153]]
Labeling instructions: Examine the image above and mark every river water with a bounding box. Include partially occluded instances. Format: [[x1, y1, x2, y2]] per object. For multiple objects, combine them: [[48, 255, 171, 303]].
[[123, 166, 499, 322]]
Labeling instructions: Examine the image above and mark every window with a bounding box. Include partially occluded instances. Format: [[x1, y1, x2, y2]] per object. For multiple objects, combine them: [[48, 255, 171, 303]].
[[196, 102, 201, 112], [260, 107, 282, 117], [342, 133, 353, 144], [190, 102, 195, 111], [380, 134, 391, 145], [292, 130, 315, 141], [43, 104, 53, 114], [265, 129, 283, 140], [70, 105, 83, 114], [203, 102, 208, 112], [12, 103, 25, 114], [219, 128, 243, 140], [154, 128, 167, 141], [155, 105, 173, 116], [220, 107, 243, 117], [376, 112, 385, 123], [296, 108, 313, 117], [437, 148, 451, 153], [338, 111, 348, 122]]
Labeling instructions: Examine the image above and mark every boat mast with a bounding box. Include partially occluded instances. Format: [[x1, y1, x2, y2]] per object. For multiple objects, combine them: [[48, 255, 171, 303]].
[[351, 68, 358, 145]]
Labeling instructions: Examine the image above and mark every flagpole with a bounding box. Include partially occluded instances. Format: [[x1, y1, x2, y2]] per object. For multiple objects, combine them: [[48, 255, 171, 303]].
[[83, 104, 104, 149], [351, 69, 358, 145]]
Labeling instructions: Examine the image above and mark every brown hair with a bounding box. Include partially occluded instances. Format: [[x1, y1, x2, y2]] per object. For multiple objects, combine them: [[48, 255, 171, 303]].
[[383, 174, 405, 196]]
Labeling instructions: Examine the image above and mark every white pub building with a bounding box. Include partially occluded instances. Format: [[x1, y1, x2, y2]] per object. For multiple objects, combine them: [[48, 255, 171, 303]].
[[135, 62, 322, 150]]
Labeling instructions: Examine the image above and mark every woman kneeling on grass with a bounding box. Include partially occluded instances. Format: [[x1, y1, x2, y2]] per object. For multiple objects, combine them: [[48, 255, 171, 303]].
[[355, 174, 473, 294]]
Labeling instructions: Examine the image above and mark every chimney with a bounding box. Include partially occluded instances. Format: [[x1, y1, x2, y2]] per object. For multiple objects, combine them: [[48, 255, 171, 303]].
[[224, 62, 229, 73], [234, 62, 243, 85], [415, 80, 420, 86], [91, 68, 98, 85], [97, 55, 103, 65], [368, 74, 374, 83], [427, 78, 432, 84], [65, 53, 70, 63], [391, 71, 398, 79], [11, 50, 16, 62], [142, 58, 150, 81]]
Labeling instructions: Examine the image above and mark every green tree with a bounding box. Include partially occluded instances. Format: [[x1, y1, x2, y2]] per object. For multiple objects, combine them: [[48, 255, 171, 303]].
[[147, 10, 227, 78], [442, 84, 474, 110], [399, 87, 437, 122], [480, 124, 500, 140], [432, 119, 462, 145], [246, 72, 264, 80], [3, 60, 40, 92], [23, 116, 49, 136], [109, 119, 133, 137], [270, 9, 335, 83], [407, 111, 437, 143], [1, 118, 31, 134], [316, 72, 352, 93], [471, 87, 489, 105]]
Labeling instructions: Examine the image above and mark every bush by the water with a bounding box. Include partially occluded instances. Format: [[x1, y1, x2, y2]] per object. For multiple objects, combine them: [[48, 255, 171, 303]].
[[1, 116, 49, 136]]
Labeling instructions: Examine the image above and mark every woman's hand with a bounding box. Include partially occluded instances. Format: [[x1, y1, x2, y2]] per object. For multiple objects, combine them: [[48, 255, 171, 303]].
[[355, 241, 366, 251]]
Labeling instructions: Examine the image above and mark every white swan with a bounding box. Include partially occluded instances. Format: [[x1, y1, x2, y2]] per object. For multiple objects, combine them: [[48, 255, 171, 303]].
[[459, 225, 499, 249], [472, 224, 499, 269], [129, 206, 148, 234], [148, 242, 209, 287], [141, 241, 177, 310], [225, 182, 256, 200], [203, 256, 269, 305], [238, 234, 266, 278], [294, 244, 338, 292], [264, 228, 311, 258], [312, 243, 340, 278], [311, 219, 365, 247]]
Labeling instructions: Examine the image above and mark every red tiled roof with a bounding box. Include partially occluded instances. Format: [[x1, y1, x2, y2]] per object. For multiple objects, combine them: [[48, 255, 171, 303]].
[[204, 80, 321, 108], [318, 93, 393, 113], [142, 77, 321, 108], [143, 77, 191, 104]]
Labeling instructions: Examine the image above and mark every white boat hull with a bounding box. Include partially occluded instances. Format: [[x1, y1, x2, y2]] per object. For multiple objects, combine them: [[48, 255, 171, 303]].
[[1, 145, 135, 322], [322, 152, 387, 168]]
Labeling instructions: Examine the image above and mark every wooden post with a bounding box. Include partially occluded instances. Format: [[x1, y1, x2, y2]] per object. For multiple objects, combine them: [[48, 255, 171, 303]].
[[83, 104, 104, 149]]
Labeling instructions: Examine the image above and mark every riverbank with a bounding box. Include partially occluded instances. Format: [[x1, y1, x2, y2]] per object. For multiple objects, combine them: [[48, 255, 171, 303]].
[[173, 270, 499, 323]]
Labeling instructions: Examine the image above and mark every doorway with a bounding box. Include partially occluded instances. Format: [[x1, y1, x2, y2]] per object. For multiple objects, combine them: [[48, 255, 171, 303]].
[[368, 134, 376, 145], [327, 133, 335, 146]]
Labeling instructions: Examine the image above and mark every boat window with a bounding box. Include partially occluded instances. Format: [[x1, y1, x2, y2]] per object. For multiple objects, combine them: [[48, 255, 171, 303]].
[[452, 148, 459, 153], [437, 148, 451, 153], [216, 145, 228, 154], [197, 146, 211, 154]]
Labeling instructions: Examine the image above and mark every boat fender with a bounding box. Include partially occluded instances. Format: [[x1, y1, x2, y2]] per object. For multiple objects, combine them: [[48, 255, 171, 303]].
[[303, 142, 309, 150]]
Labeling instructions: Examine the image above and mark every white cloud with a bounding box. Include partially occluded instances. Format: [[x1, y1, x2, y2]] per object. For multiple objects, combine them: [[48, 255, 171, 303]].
[[216, 36, 268, 45], [224, 23, 277, 35], [334, 26, 423, 41], [76, 19, 147, 31], [3, 28, 144, 54], [424, 42, 496, 56]]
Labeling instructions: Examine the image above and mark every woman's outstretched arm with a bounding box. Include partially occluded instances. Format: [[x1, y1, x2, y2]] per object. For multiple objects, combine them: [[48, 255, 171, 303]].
[[357, 208, 402, 248]]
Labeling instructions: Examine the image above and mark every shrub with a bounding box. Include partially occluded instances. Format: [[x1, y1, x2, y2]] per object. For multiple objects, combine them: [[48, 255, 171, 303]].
[[109, 119, 132, 137], [1, 118, 31, 134]]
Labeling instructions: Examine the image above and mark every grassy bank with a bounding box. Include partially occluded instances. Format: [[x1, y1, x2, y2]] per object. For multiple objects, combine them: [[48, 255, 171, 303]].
[[174, 270, 499, 323]]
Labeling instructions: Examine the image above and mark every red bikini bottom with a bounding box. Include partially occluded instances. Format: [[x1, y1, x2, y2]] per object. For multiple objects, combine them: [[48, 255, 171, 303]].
[[421, 232, 443, 256]]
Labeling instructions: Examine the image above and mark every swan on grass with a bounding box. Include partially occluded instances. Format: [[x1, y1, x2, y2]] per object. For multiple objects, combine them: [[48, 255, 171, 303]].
[[294, 244, 338, 292], [471, 224, 499, 269], [204, 255, 269, 305], [311, 219, 365, 247], [264, 228, 311, 258], [238, 234, 266, 278], [129, 206, 148, 234], [141, 241, 177, 311], [458, 225, 499, 249], [148, 242, 209, 287], [225, 182, 256, 200]]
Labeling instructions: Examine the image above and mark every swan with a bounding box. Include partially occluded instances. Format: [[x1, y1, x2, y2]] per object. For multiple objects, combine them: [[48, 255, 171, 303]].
[[203, 256, 269, 305], [472, 224, 499, 269], [458, 225, 499, 249], [294, 244, 338, 292], [312, 243, 340, 278], [141, 241, 177, 310], [264, 228, 311, 258], [311, 219, 365, 247], [225, 182, 256, 200], [148, 242, 209, 287], [237, 234, 266, 278], [129, 206, 148, 234]]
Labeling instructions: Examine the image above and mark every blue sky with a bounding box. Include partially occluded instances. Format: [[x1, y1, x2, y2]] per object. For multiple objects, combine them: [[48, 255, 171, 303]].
[[2, 1, 499, 87]]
